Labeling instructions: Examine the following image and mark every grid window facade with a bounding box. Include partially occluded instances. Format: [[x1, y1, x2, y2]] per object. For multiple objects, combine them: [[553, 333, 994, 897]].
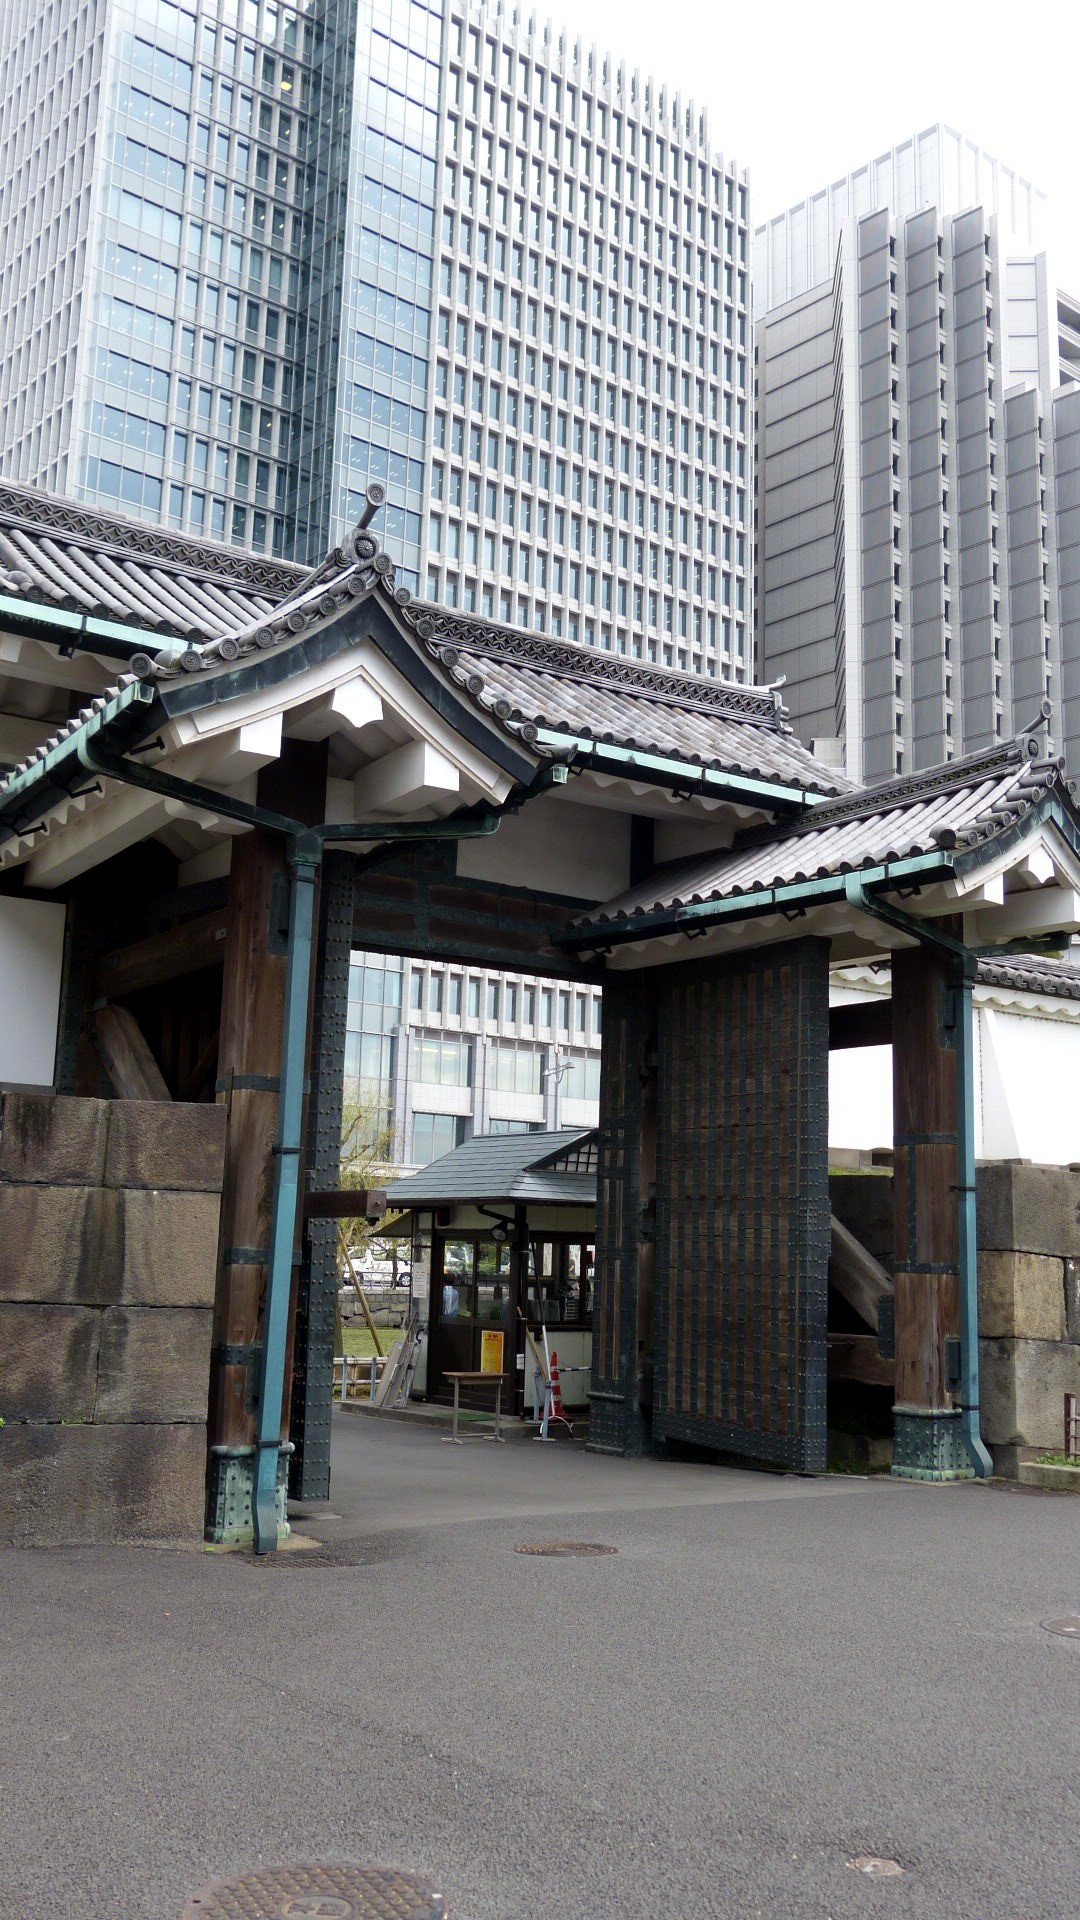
[[0, 0, 310, 556], [417, 11, 751, 675], [2, 0, 752, 679]]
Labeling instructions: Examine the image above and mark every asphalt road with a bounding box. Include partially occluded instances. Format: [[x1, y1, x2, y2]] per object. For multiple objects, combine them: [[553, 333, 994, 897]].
[[2, 1411, 1079, 1920]]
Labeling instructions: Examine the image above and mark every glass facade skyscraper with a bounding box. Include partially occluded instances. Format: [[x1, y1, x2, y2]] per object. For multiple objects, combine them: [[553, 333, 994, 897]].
[[0, 0, 752, 679], [0, 0, 311, 557]]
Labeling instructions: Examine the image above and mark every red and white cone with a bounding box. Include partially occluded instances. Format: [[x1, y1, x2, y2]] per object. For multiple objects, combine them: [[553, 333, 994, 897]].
[[549, 1350, 566, 1422]]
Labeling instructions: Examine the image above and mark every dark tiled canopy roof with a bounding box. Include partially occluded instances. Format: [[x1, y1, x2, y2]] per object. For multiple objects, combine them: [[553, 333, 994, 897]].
[[384, 1128, 598, 1209], [579, 740, 1074, 928], [124, 521, 852, 797], [0, 495, 854, 803], [0, 479, 304, 640], [396, 606, 848, 796]]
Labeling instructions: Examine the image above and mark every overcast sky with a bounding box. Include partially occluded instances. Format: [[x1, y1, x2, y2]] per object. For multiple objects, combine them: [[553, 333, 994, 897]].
[[547, 0, 1080, 290]]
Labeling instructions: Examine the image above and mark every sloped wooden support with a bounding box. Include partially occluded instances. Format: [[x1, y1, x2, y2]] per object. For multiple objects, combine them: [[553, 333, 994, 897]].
[[93, 1004, 171, 1101], [829, 1216, 893, 1331]]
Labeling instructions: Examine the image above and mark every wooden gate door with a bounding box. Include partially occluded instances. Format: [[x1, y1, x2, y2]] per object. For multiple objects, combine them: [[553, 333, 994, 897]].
[[652, 939, 830, 1471]]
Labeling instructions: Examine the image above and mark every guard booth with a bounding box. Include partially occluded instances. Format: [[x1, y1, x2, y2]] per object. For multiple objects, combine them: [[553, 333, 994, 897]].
[[383, 1128, 597, 1412], [5, 485, 1080, 1544]]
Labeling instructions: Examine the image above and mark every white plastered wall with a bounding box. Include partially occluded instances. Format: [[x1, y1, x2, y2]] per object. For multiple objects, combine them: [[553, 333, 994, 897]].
[[0, 894, 65, 1089], [828, 979, 1080, 1165]]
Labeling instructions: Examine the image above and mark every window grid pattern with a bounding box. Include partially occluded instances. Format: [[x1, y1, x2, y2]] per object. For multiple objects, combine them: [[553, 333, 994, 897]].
[[422, 10, 751, 678], [0, 0, 311, 555]]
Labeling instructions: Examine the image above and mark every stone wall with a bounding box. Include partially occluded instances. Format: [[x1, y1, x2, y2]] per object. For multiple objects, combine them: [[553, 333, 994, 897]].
[[831, 1162, 1080, 1475], [976, 1163, 1080, 1475], [0, 1092, 225, 1544]]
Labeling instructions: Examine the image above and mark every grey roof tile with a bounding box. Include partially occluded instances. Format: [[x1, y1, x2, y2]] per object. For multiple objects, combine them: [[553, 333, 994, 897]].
[[580, 740, 1075, 927], [384, 1128, 597, 1208], [0, 487, 853, 810], [977, 951, 1080, 1000], [0, 478, 303, 639]]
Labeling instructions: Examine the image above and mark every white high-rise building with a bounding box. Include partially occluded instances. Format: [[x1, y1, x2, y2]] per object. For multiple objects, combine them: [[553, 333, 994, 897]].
[[753, 125, 1080, 782], [0, 0, 753, 681]]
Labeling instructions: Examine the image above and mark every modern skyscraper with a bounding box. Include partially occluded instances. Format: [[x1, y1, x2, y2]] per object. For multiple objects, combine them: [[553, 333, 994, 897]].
[[0, 0, 310, 558], [0, 0, 753, 681], [753, 126, 1080, 782], [345, 951, 604, 1168]]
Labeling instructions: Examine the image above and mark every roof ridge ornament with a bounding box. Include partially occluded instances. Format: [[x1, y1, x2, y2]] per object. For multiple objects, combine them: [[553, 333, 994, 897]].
[[0, 477, 301, 595], [1020, 697, 1055, 750], [397, 597, 790, 728]]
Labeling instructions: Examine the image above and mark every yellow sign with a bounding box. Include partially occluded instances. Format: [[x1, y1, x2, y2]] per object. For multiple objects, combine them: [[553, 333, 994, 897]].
[[480, 1330, 504, 1374]]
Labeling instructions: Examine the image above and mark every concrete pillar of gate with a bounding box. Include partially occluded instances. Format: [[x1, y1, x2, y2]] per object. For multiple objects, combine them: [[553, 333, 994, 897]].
[[588, 974, 656, 1456], [890, 941, 972, 1479]]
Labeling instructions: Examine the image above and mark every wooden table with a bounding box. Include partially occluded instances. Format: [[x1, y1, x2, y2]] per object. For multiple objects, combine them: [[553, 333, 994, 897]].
[[442, 1371, 505, 1444]]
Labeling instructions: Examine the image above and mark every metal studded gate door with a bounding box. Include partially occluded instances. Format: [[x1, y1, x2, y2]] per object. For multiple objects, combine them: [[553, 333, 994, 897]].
[[652, 939, 830, 1471]]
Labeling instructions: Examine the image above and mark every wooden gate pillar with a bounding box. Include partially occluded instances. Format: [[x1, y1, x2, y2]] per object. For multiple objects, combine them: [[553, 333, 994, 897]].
[[206, 741, 328, 1541], [206, 826, 290, 1539], [890, 941, 971, 1478], [588, 974, 657, 1456]]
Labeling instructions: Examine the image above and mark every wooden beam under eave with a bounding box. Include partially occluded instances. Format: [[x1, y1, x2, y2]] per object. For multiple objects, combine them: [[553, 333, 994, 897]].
[[0, 630, 116, 696], [97, 908, 229, 999], [93, 1003, 172, 1100], [25, 790, 176, 888], [303, 1187, 387, 1220], [0, 712, 59, 764], [352, 738, 460, 815], [829, 999, 892, 1050], [971, 884, 1080, 941]]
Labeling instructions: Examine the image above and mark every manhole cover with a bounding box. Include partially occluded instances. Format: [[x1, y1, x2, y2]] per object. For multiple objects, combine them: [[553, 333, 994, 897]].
[[182, 1863, 448, 1918], [847, 1857, 903, 1879], [514, 1541, 617, 1556], [1042, 1616, 1080, 1637]]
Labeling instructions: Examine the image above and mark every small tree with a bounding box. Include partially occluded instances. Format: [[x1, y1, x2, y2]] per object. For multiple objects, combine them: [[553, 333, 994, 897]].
[[338, 1082, 405, 1280]]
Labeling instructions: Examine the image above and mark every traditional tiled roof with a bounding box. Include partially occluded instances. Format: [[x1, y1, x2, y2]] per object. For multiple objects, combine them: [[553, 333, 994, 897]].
[[123, 521, 850, 797], [977, 950, 1080, 1001], [0, 498, 853, 804], [0, 479, 304, 640], [384, 1128, 597, 1209], [577, 740, 1077, 929]]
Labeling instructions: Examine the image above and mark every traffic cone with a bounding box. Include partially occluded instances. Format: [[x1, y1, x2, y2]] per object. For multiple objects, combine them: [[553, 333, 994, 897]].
[[549, 1350, 566, 1422]]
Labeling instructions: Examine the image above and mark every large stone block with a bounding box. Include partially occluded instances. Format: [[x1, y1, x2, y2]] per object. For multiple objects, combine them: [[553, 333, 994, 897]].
[[977, 1162, 1080, 1258], [0, 1185, 124, 1304], [979, 1337, 1080, 1448], [0, 1422, 208, 1544], [0, 1093, 109, 1187], [104, 1101, 226, 1192], [95, 1305, 212, 1423], [978, 1250, 1067, 1342], [119, 1188, 221, 1307], [0, 1185, 221, 1307], [0, 1303, 100, 1420]]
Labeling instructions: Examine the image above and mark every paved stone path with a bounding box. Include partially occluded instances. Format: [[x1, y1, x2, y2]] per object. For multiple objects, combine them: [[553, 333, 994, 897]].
[[3, 1410, 1078, 1919]]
